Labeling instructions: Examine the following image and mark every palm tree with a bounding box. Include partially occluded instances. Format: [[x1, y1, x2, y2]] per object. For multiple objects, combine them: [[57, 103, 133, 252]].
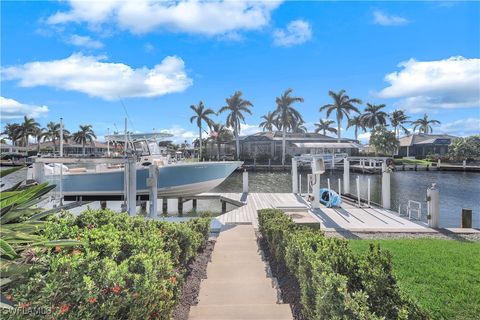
[[72, 125, 97, 155], [389, 109, 410, 138], [361, 103, 388, 129], [210, 122, 233, 160], [273, 89, 304, 165], [1, 123, 20, 146], [259, 111, 278, 132], [314, 119, 337, 136], [219, 91, 253, 160], [412, 114, 441, 134], [320, 90, 362, 143], [291, 119, 308, 133], [41, 122, 70, 152], [189, 101, 215, 161], [346, 116, 366, 142], [33, 127, 44, 154], [15, 116, 40, 148]]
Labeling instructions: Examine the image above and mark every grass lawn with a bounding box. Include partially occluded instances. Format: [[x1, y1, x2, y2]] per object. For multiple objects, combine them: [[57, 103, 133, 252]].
[[397, 158, 434, 165], [349, 239, 480, 320]]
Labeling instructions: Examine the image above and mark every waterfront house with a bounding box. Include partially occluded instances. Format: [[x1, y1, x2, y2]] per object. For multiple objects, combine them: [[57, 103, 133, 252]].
[[31, 141, 109, 156], [206, 132, 359, 160], [0, 143, 28, 157], [397, 133, 458, 157]]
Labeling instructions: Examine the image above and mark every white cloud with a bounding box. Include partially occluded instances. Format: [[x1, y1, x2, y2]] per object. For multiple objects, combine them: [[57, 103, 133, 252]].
[[357, 131, 371, 143], [437, 118, 480, 137], [2, 53, 192, 100], [240, 123, 260, 136], [273, 19, 312, 47], [373, 10, 409, 26], [0, 96, 49, 120], [46, 0, 281, 36], [160, 125, 196, 143], [377, 56, 480, 112], [67, 34, 104, 49]]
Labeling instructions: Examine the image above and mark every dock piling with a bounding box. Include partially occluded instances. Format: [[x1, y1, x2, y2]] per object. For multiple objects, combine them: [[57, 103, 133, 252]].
[[343, 158, 350, 194], [127, 157, 137, 216], [356, 177, 361, 207], [178, 197, 183, 216], [148, 164, 158, 218], [292, 158, 298, 194], [427, 183, 439, 228], [381, 162, 391, 210], [162, 198, 168, 215], [243, 170, 249, 193], [461, 209, 472, 228]]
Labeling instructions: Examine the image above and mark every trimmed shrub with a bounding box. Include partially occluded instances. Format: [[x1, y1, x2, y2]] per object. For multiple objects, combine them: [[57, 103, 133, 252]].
[[258, 209, 428, 320], [3, 209, 210, 319]]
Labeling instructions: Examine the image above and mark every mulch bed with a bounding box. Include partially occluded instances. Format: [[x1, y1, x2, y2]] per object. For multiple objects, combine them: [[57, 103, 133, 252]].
[[256, 232, 306, 320], [172, 239, 216, 320]]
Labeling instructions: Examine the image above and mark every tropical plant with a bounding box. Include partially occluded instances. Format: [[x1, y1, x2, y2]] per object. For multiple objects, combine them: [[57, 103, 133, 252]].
[[291, 119, 308, 133], [361, 103, 388, 129], [320, 90, 362, 143], [347, 116, 366, 142], [273, 89, 304, 165], [412, 114, 441, 134], [448, 135, 480, 160], [14, 116, 40, 148], [41, 122, 70, 152], [33, 127, 45, 154], [314, 119, 337, 136], [72, 125, 96, 156], [219, 91, 253, 160], [259, 111, 278, 132], [0, 171, 80, 298], [369, 126, 399, 156], [210, 122, 233, 160], [189, 101, 215, 161], [389, 110, 410, 138], [1, 123, 20, 146]]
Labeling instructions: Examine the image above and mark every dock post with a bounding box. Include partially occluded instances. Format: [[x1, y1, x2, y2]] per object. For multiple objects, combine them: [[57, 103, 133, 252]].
[[461, 209, 472, 228], [192, 199, 197, 211], [148, 164, 158, 218], [221, 200, 227, 214], [243, 170, 249, 193], [463, 160, 466, 170], [312, 174, 320, 209], [162, 198, 168, 215], [343, 158, 350, 194], [299, 174, 302, 196], [437, 159, 441, 169], [381, 162, 391, 210], [367, 178, 371, 207], [268, 159, 271, 171], [338, 178, 341, 196], [33, 162, 45, 183], [427, 183, 440, 228], [127, 157, 137, 216], [327, 178, 331, 191], [356, 177, 361, 207], [178, 197, 183, 216], [292, 158, 298, 194], [100, 201, 107, 210], [253, 158, 256, 171]]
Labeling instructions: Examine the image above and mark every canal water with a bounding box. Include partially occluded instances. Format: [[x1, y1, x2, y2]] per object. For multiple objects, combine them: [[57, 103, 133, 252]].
[[213, 170, 480, 228], [1, 168, 479, 228]]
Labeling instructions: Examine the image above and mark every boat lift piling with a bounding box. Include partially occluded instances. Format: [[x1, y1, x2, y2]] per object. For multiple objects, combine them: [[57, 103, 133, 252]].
[[147, 164, 158, 218]]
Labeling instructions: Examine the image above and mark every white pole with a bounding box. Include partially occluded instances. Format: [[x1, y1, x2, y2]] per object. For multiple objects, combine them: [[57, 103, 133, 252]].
[[292, 158, 298, 194], [327, 178, 331, 191], [33, 162, 45, 183], [427, 183, 440, 228], [148, 164, 158, 218], [356, 176, 361, 207], [107, 128, 110, 156], [437, 159, 441, 168], [242, 170, 249, 193], [124, 118, 128, 156], [312, 173, 320, 209], [127, 156, 137, 216], [59, 118, 64, 206], [123, 119, 128, 206], [367, 178, 371, 207], [307, 174, 312, 195], [299, 174, 302, 196], [463, 159, 466, 169], [381, 161, 391, 210], [338, 178, 341, 196], [343, 157, 350, 194]]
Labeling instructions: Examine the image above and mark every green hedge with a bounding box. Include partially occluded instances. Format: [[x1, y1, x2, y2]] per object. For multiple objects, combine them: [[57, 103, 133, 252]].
[[258, 209, 428, 320], [3, 209, 210, 319]]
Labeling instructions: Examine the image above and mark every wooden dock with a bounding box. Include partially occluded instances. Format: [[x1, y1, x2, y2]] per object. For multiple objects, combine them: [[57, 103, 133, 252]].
[[211, 192, 433, 232]]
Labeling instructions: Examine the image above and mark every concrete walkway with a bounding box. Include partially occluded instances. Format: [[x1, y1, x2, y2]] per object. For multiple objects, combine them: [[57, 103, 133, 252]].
[[189, 224, 292, 320]]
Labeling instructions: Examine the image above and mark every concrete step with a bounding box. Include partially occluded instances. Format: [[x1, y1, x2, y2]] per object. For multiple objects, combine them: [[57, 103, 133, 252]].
[[189, 304, 292, 320], [197, 279, 279, 305]]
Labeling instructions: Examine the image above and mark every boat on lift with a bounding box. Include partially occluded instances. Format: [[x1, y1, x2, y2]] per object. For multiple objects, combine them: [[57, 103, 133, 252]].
[[27, 132, 242, 199]]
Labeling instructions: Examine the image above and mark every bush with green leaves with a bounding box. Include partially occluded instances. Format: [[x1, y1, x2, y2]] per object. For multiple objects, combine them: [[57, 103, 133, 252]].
[[2, 209, 210, 319], [258, 209, 428, 320]]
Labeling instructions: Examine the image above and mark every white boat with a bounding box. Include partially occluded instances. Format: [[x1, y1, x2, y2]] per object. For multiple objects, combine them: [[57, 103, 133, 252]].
[[27, 135, 242, 198]]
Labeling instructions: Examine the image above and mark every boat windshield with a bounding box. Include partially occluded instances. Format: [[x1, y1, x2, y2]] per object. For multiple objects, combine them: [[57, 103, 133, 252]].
[[132, 140, 151, 156]]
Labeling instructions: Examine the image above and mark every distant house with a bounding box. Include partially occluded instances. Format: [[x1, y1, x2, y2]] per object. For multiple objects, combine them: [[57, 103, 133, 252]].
[[397, 134, 458, 157], [0, 143, 28, 157], [206, 132, 359, 160], [31, 141, 109, 156]]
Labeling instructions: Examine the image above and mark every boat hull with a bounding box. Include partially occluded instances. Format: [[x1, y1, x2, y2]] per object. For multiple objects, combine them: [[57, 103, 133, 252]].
[[45, 161, 242, 197]]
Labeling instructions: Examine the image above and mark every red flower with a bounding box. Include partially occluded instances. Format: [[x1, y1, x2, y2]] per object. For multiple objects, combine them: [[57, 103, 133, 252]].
[[19, 302, 30, 309], [54, 246, 62, 253], [112, 285, 122, 294], [88, 297, 97, 304], [169, 276, 177, 284], [59, 304, 70, 314]]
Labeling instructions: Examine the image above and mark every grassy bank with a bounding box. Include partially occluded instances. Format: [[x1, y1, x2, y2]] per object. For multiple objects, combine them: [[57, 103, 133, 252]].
[[349, 239, 480, 320]]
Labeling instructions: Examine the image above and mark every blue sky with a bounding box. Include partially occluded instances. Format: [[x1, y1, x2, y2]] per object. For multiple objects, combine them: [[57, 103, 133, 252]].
[[1, 0, 479, 142]]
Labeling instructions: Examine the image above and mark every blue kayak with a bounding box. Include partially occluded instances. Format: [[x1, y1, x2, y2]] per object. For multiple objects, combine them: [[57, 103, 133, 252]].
[[319, 188, 342, 208]]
